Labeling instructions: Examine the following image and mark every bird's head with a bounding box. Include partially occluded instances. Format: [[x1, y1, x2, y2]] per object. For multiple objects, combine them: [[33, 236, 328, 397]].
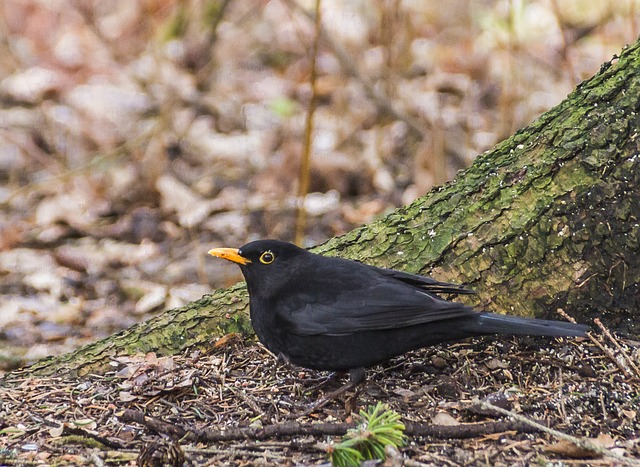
[[208, 239, 308, 298]]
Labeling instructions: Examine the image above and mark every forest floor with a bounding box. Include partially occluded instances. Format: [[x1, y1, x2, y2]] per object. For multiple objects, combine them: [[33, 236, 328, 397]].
[[2, 331, 639, 465]]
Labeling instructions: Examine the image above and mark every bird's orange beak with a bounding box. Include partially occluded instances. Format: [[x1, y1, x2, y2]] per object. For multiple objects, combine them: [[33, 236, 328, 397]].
[[208, 247, 251, 265]]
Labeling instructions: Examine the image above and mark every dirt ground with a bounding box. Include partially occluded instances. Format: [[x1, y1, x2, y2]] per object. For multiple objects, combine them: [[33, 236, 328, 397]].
[[2, 329, 639, 465]]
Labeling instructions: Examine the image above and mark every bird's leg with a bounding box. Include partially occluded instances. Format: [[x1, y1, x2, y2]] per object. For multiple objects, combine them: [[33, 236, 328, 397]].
[[273, 353, 335, 388], [342, 368, 366, 414], [306, 371, 341, 392], [345, 383, 364, 415], [348, 367, 366, 385], [288, 367, 367, 418], [269, 352, 294, 383]]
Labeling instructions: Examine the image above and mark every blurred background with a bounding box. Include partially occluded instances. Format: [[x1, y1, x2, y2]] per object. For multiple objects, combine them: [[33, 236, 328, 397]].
[[0, 0, 637, 370]]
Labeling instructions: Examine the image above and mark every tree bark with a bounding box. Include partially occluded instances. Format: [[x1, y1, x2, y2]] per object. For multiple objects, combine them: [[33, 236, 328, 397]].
[[10, 39, 640, 379]]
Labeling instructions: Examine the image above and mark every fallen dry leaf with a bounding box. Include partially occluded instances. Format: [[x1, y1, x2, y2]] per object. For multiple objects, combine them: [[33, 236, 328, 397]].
[[544, 438, 608, 459], [431, 411, 459, 426]]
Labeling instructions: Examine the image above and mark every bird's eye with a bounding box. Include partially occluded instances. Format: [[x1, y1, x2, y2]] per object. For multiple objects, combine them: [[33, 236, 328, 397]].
[[259, 251, 275, 264]]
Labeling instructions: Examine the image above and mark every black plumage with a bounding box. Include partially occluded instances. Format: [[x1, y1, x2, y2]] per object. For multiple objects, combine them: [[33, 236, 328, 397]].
[[209, 239, 588, 382]]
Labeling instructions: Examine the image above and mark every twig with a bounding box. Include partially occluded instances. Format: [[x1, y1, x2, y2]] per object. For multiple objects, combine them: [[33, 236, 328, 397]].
[[555, 308, 578, 324], [119, 409, 348, 441], [588, 334, 631, 378], [294, 0, 322, 245], [61, 424, 129, 450], [226, 386, 263, 418], [556, 308, 633, 378], [282, 0, 426, 140], [477, 401, 640, 466], [594, 318, 640, 378], [119, 408, 544, 443], [404, 419, 543, 439], [119, 410, 188, 439]]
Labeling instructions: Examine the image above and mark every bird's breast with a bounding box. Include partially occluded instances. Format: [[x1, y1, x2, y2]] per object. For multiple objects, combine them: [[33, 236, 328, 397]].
[[249, 300, 288, 356]]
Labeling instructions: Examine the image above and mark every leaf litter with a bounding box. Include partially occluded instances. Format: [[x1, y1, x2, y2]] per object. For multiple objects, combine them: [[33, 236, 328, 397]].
[[1, 331, 639, 465]]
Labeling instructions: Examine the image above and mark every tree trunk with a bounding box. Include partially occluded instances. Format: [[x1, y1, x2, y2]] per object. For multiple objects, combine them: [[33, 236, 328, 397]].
[[11, 39, 640, 379]]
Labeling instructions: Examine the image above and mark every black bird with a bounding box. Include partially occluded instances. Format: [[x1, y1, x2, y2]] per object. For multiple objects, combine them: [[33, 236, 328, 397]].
[[209, 240, 588, 387]]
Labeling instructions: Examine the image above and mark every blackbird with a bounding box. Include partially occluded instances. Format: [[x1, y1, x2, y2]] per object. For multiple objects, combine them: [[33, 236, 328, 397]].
[[209, 240, 588, 385]]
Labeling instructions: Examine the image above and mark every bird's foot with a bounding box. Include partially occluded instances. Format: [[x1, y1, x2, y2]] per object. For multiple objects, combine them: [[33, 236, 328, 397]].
[[269, 353, 292, 380], [344, 384, 364, 415], [304, 371, 341, 392], [286, 381, 357, 419], [286, 368, 366, 419]]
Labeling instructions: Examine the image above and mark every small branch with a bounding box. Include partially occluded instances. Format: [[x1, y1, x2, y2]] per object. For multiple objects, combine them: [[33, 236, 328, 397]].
[[119, 409, 347, 442], [120, 409, 543, 443], [403, 419, 543, 439], [557, 308, 634, 379], [283, 0, 426, 140], [295, 0, 322, 245], [477, 401, 640, 466], [59, 424, 129, 450], [119, 409, 188, 439], [594, 317, 640, 378]]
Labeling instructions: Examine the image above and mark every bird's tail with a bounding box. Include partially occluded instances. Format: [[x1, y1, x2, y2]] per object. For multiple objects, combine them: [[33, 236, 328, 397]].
[[463, 312, 589, 337]]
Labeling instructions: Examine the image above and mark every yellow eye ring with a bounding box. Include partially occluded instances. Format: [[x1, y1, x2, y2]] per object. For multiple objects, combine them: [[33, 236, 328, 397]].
[[260, 251, 275, 264]]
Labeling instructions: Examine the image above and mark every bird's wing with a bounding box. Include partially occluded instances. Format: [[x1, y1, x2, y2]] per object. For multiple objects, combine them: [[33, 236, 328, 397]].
[[282, 271, 477, 336], [375, 267, 475, 295]]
